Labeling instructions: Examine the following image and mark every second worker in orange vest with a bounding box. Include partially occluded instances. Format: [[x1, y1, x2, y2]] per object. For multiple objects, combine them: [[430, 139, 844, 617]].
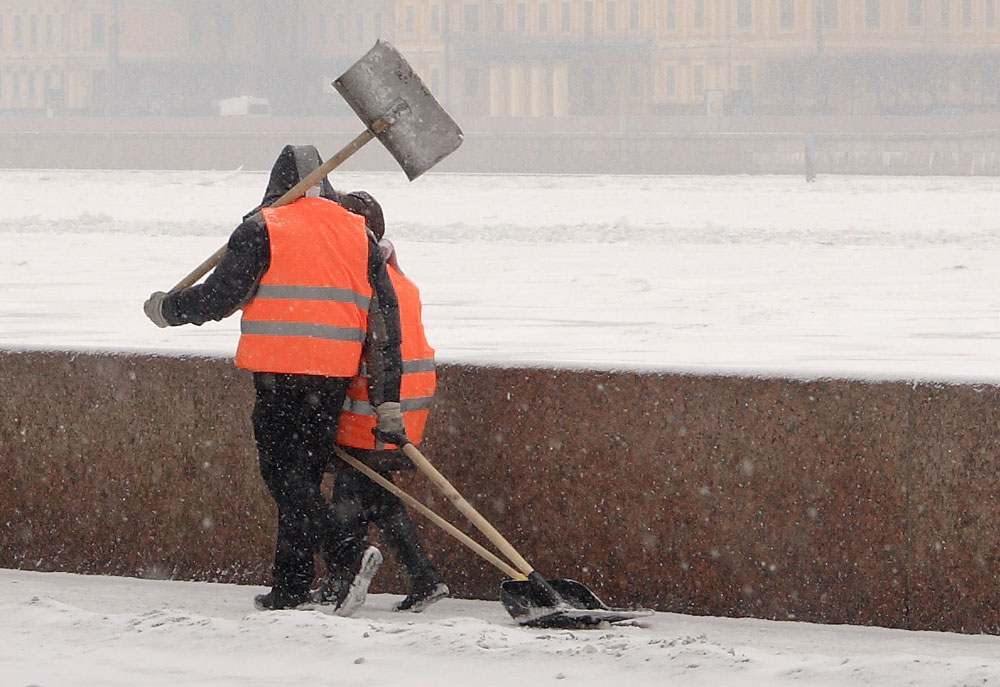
[[318, 215, 449, 614]]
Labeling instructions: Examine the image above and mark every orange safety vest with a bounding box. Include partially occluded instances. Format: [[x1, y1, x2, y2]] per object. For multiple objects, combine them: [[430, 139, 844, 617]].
[[235, 197, 373, 377], [337, 265, 436, 450]]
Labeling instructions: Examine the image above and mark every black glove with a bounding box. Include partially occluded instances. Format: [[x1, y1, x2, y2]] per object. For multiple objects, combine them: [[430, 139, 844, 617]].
[[144, 291, 170, 328], [374, 401, 409, 446]]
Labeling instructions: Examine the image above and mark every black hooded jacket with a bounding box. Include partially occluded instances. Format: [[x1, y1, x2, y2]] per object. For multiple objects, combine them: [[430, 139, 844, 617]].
[[161, 144, 403, 405]]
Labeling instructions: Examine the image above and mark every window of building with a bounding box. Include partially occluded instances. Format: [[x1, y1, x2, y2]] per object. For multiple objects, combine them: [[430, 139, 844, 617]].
[[27, 71, 35, 102], [93, 70, 106, 100], [584, 1, 593, 35], [252, 12, 271, 45], [779, 0, 795, 29], [630, 0, 639, 30], [539, 4, 549, 31], [30, 15, 37, 48], [464, 4, 479, 32], [92, 13, 106, 46], [187, 16, 201, 45], [866, 0, 881, 28], [907, 0, 923, 26], [737, 64, 753, 90], [577, 67, 595, 113], [14, 16, 22, 49], [463, 68, 479, 97], [692, 64, 704, 96], [964, 0, 973, 26], [496, 5, 505, 30], [375, 12, 383, 36], [822, 0, 839, 29], [629, 65, 641, 97], [941, 0, 951, 27], [736, 0, 752, 28], [431, 5, 440, 33], [988, 0, 997, 27], [405, 5, 415, 33], [561, 3, 571, 31], [666, 0, 677, 30], [517, 3, 527, 30], [13, 72, 20, 100], [664, 64, 676, 97], [694, 0, 706, 30], [0, 17, 5, 48], [607, 1, 616, 31]]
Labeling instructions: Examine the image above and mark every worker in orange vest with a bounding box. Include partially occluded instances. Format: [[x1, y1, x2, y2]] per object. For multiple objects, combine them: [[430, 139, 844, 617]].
[[318, 201, 448, 612], [143, 145, 405, 615]]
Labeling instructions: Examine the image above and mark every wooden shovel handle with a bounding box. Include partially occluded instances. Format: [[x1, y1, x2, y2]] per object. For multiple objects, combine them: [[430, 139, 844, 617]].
[[401, 443, 536, 579], [169, 122, 388, 293], [170, 243, 231, 293], [333, 447, 525, 581]]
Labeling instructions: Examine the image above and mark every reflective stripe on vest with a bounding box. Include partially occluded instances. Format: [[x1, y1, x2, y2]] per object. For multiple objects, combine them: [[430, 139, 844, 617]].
[[337, 266, 436, 449], [235, 197, 373, 377]]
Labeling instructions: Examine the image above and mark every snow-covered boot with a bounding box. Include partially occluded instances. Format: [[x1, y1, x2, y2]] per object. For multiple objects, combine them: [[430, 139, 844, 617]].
[[394, 580, 449, 613], [254, 588, 313, 611], [334, 546, 383, 617], [310, 575, 348, 607]]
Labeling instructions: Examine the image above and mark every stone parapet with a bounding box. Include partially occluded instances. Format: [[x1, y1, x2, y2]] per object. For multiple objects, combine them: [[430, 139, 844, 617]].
[[1, 350, 997, 632]]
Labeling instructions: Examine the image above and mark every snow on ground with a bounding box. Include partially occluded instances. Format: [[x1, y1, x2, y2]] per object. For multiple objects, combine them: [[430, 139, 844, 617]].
[[4, 569, 1000, 687], [4, 169, 1000, 684]]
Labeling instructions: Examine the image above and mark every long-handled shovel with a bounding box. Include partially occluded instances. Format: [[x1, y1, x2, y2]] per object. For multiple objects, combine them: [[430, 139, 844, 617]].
[[334, 445, 653, 629], [334, 447, 525, 582], [170, 40, 462, 292]]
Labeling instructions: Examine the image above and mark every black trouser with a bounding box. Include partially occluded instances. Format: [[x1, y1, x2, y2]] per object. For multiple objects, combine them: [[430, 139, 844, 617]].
[[252, 372, 354, 598], [331, 461, 438, 589]]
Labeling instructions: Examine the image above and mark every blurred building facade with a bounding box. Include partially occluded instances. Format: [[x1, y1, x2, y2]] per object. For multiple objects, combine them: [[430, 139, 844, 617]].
[[1, 0, 999, 118]]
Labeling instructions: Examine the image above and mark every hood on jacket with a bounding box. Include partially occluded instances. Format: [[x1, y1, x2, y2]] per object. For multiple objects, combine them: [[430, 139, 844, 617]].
[[339, 190, 385, 240], [243, 144, 340, 220]]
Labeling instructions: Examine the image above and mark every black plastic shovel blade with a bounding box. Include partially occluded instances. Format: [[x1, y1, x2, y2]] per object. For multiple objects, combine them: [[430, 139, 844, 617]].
[[334, 40, 463, 181], [514, 606, 655, 629], [500, 577, 654, 629]]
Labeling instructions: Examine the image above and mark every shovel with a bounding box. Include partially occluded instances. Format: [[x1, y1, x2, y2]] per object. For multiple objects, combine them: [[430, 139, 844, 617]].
[[335, 444, 653, 629], [333, 447, 525, 581], [170, 39, 463, 292]]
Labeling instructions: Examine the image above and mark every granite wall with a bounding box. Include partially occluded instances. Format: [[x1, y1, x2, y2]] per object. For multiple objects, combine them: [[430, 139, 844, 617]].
[[1, 350, 998, 633]]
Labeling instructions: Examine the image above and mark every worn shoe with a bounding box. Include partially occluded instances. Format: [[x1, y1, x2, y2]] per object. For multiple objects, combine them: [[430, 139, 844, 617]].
[[253, 589, 313, 611], [394, 581, 450, 613], [333, 546, 383, 617], [310, 574, 349, 607]]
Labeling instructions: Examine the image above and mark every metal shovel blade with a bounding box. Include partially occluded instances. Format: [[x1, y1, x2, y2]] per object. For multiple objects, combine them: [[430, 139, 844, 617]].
[[334, 40, 464, 181], [500, 577, 654, 629]]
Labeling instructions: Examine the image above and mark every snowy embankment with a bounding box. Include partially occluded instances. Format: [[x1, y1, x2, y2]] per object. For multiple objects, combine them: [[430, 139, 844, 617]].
[[5, 569, 1000, 687], [4, 170, 1000, 685]]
